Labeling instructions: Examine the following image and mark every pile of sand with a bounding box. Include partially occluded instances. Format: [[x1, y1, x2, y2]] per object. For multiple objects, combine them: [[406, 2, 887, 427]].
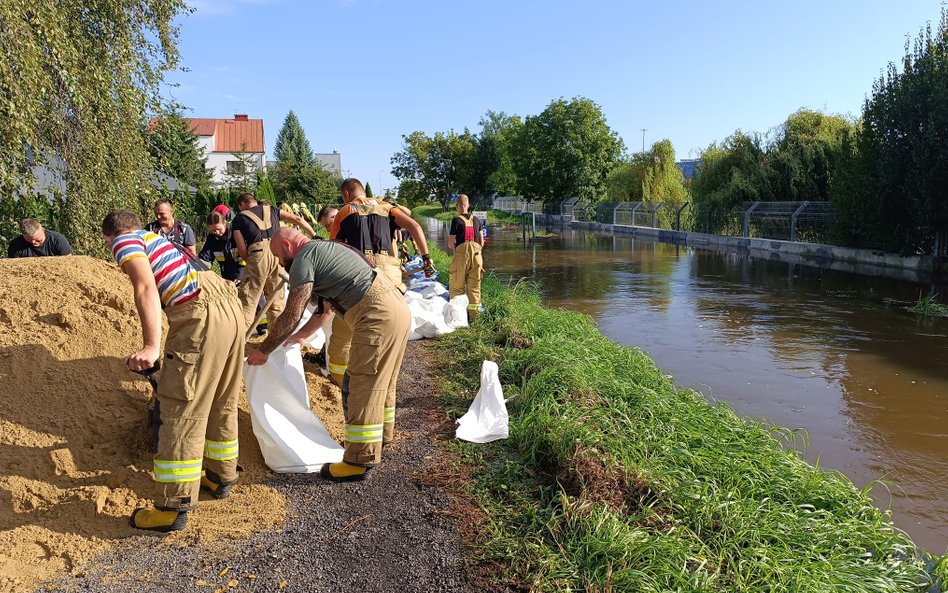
[[0, 256, 345, 593]]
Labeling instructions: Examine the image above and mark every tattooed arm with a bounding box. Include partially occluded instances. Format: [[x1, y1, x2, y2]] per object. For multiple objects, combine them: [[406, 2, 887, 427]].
[[246, 282, 314, 365]]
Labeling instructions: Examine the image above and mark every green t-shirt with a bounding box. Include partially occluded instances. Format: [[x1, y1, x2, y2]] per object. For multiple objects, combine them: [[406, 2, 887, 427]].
[[288, 239, 376, 311]]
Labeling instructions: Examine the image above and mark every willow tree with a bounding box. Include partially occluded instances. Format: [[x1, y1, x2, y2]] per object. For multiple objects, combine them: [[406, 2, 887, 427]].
[[0, 1, 188, 254]]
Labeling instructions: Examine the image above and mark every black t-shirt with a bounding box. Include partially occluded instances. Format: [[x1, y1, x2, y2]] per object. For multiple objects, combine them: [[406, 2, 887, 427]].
[[232, 204, 280, 246], [199, 228, 244, 281], [7, 230, 73, 258], [449, 213, 483, 247]]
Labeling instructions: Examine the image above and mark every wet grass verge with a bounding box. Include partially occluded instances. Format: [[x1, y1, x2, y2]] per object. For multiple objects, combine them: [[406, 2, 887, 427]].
[[413, 203, 521, 226], [428, 256, 946, 592]]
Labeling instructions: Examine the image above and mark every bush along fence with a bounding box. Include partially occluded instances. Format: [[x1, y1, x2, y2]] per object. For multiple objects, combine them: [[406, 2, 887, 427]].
[[432, 263, 946, 591]]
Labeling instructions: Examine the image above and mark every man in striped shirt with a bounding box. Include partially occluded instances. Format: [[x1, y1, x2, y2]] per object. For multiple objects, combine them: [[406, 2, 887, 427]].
[[103, 210, 244, 533]]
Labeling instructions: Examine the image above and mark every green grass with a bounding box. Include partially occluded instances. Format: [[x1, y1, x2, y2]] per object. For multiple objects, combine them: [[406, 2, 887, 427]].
[[413, 202, 521, 226], [429, 261, 942, 592], [909, 292, 948, 317]]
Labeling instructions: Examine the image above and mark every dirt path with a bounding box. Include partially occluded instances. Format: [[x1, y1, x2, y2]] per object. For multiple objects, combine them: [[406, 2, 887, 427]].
[[47, 340, 470, 593]]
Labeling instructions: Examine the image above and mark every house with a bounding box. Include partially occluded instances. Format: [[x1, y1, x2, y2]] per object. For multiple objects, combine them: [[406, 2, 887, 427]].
[[185, 114, 266, 186]]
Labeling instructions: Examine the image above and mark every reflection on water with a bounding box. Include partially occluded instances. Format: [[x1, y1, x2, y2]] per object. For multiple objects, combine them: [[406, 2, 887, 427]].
[[423, 218, 948, 553]]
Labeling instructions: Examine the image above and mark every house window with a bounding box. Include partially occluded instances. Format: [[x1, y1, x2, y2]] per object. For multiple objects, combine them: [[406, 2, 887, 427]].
[[226, 160, 245, 174]]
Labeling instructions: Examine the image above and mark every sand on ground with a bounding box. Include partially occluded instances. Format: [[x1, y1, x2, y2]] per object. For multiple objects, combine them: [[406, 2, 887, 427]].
[[0, 256, 345, 593]]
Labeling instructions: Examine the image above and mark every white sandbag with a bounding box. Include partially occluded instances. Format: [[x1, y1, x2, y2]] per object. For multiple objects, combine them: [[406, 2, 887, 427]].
[[244, 344, 344, 472], [296, 304, 327, 351], [445, 295, 469, 329], [455, 361, 508, 443]]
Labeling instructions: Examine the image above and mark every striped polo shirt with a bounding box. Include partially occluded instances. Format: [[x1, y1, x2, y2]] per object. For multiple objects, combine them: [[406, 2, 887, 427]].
[[111, 230, 199, 307]]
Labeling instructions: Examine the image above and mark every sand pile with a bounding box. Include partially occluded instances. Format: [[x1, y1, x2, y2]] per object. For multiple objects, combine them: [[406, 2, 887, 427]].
[[0, 256, 345, 593]]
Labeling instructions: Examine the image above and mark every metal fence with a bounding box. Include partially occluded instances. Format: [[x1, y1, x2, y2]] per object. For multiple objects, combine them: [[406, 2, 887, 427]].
[[492, 197, 841, 243]]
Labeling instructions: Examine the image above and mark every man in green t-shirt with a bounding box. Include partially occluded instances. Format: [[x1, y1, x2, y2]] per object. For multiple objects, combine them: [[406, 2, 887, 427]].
[[246, 227, 411, 482]]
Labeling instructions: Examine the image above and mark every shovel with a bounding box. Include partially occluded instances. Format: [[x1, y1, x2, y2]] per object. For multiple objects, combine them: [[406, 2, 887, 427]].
[[132, 361, 162, 453]]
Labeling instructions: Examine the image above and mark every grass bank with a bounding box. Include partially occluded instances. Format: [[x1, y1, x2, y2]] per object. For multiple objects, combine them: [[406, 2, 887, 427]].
[[413, 202, 521, 226], [427, 257, 945, 591]]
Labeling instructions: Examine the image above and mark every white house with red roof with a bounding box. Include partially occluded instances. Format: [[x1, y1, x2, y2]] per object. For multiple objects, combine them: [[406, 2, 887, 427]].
[[185, 114, 265, 186]]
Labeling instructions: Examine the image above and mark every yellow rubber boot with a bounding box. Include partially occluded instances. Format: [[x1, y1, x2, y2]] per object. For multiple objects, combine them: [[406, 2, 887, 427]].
[[320, 462, 371, 482], [129, 508, 187, 533]]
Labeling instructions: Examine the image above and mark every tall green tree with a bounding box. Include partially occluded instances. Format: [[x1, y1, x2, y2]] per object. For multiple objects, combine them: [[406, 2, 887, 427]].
[[509, 97, 624, 204], [0, 0, 188, 254], [223, 147, 261, 193], [691, 131, 771, 215], [768, 109, 852, 202], [364, 182, 373, 197], [270, 109, 338, 203], [472, 111, 522, 196], [833, 11, 948, 254], [146, 111, 210, 191], [390, 129, 478, 209], [273, 110, 315, 166]]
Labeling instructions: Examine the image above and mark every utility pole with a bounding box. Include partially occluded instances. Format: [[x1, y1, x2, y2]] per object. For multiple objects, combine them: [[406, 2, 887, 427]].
[[640, 128, 647, 153]]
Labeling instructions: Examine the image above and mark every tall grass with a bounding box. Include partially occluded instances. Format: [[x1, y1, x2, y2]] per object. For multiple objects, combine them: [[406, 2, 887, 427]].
[[910, 292, 948, 317], [433, 265, 942, 592]]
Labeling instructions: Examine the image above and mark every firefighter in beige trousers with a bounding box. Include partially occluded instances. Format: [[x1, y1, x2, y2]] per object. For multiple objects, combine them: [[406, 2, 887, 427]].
[[103, 210, 243, 533], [247, 227, 411, 481], [448, 194, 485, 320], [232, 192, 314, 330], [326, 178, 435, 391]]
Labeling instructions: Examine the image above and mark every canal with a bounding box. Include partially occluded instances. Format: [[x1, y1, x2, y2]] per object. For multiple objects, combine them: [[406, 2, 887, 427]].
[[424, 218, 948, 553]]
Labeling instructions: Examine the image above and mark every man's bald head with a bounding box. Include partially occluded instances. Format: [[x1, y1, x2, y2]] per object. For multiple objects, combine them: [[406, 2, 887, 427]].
[[270, 227, 311, 269]]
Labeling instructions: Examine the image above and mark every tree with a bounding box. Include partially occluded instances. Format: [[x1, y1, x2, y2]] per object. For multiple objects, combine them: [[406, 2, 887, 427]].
[[390, 129, 478, 210], [223, 147, 261, 192], [0, 1, 187, 254], [832, 11, 948, 254], [145, 110, 210, 191], [768, 109, 852, 202], [269, 160, 339, 204], [396, 179, 429, 208], [255, 174, 275, 204], [364, 182, 373, 197], [691, 131, 771, 216], [509, 97, 624, 204], [273, 110, 315, 167], [270, 109, 338, 204], [472, 111, 522, 196]]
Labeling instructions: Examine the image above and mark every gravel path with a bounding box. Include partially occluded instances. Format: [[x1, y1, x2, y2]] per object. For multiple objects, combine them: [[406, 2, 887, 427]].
[[48, 340, 471, 593]]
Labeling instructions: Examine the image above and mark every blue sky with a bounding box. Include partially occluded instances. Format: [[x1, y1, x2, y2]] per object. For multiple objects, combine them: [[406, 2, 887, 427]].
[[167, 0, 943, 192]]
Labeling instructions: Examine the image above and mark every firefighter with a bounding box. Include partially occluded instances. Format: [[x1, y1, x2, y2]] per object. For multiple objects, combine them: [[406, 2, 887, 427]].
[[231, 192, 315, 331], [246, 227, 411, 482], [199, 210, 245, 282], [325, 178, 435, 387], [447, 194, 485, 321], [102, 210, 244, 532]]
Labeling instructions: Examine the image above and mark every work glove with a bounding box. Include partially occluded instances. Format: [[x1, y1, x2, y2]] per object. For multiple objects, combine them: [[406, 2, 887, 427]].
[[422, 254, 437, 278]]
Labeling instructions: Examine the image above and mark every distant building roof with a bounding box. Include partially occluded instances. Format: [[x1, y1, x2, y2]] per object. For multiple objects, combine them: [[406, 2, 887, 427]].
[[185, 114, 264, 153], [676, 158, 701, 180]]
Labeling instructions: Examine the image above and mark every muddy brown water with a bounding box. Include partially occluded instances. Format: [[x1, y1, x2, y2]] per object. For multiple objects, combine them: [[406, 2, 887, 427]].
[[424, 218, 948, 553]]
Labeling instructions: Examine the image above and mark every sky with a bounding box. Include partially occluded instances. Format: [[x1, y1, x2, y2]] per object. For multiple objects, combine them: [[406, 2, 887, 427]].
[[166, 0, 945, 193]]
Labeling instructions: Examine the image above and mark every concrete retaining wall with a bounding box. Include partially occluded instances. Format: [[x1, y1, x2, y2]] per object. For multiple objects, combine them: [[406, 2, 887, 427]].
[[518, 214, 946, 282]]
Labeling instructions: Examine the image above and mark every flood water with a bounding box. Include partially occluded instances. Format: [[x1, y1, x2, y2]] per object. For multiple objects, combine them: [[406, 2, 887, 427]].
[[424, 218, 948, 553]]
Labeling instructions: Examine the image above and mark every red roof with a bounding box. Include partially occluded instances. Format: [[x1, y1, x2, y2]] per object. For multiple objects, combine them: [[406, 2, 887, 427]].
[[185, 116, 265, 153]]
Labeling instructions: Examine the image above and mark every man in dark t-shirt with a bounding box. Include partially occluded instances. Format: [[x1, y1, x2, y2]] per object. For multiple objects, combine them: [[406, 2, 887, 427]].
[[246, 227, 411, 484], [447, 194, 484, 320], [231, 193, 315, 330], [145, 198, 197, 257], [7, 218, 72, 258]]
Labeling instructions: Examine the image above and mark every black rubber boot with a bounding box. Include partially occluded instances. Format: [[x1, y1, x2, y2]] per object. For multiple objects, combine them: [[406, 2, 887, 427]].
[[200, 469, 235, 500]]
